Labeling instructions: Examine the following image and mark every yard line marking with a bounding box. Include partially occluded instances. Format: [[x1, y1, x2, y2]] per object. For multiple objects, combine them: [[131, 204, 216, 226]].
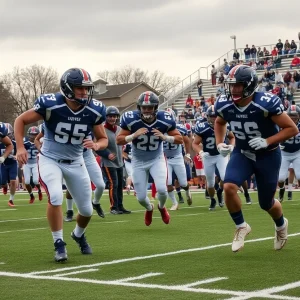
[[0, 262, 5, 265], [183, 277, 228, 287], [0, 227, 47, 234], [116, 272, 163, 282], [0, 209, 17, 211], [0, 217, 47, 223], [55, 269, 99, 277], [28, 232, 300, 275]]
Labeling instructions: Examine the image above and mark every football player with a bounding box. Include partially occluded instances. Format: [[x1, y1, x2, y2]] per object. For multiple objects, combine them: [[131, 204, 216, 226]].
[[0, 122, 13, 195], [192, 106, 235, 210], [123, 142, 133, 195], [214, 65, 298, 252], [117, 91, 183, 226], [163, 108, 192, 210], [278, 105, 300, 202], [22, 126, 43, 203], [14, 68, 108, 262], [0, 123, 18, 207]]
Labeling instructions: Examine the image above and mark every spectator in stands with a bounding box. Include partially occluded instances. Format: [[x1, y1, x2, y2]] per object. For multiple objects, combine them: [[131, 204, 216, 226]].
[[263, 70, 274, 82], [276, 39, 283, 55], [217, 83, 225, 95], [278, 83, 286, 102], [233, 50, 240, 62], [211, 65, 217, 86], [171, 103, 178, 117], [266, 58, 274, 71], [180, 110, 188, 119], [284, 40, 291, 55], [206, 94, 215, 106], [197, 79, 203, 96], [271, 47, 278, 58], [194, 107, 201, 120], [199, 96, 208, 112], [275, 69, 284, 84], [257, 81, 266, 92], [218, 72, 225, 84], [194, 98, 200, 110], [284, 71, 292, 84], [185, 94, 194, 108], [186, 109, 194, 120], [223, 61, 230, 75], [290, 77, 298, 91], [265, 81, 273, 92], [249, 60, 257, 70], [292, 70, 300, 88], [286, 85, 294, 103], [290, 54, 300, 69], [272, 83, 281, 96], [289, 40, 297, 56], [228, 61, 236, 73], [244, 44, 251, 62], [263, 47, 270, 58], [273, 56, 282, 68], [250, 45, 257, 60]]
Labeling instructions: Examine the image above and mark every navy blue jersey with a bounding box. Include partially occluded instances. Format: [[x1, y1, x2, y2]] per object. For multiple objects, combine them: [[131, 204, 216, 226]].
[[163, 123, 187, 158], [215, 92, 284, 151], [33, 93, 106, 160], [123, 143, 132, 163], [0, 122, 8, 138], [281, 122, 300, 153], [120, 110, 176, 161], [195, 122, 227, 155], [0, 140, 16, 165], [24, 140, 39, 164]]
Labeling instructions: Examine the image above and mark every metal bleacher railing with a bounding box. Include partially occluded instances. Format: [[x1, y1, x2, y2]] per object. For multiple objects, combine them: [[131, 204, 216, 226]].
[[159, 41, 300, 111]]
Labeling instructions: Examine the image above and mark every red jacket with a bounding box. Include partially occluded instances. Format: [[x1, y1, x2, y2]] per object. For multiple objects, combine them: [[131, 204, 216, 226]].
[[291, 57, 300, 66]]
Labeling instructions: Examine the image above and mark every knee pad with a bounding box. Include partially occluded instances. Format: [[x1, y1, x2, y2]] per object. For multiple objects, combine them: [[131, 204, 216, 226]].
[[77, 202, 93, 217], [259, 198, 275, 211]]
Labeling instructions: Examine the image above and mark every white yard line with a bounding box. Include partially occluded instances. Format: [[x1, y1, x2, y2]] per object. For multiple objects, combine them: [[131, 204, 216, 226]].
[[0, 227, 47, 234], [54, 269, 99, 277], [116, 272, 163, 282], [182, 277, 228, 287], [0, 209, 17, 211], [28, 232, 300, 275]]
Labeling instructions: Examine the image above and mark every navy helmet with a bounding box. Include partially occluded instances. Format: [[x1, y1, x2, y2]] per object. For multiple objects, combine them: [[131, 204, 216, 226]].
[[106, 106, 120, 116], [206, 106, 217, 127], [137, 91, 159, 120]]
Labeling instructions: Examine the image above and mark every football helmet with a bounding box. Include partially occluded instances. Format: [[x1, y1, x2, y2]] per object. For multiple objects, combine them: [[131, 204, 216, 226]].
[[224, 65, 258, 103], [5, 123, 14, 139], [206, 106, 217, 127], [60, 68, 94, 106], [137, 91, 159, 120], [165, 108, 176, 121], [287, 104, 300, 124], [106, 106, 120, 116], [27, 126, 40, 138]]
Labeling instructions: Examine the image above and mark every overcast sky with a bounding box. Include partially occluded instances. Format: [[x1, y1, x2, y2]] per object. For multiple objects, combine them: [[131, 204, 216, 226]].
[[1, 0, 299, 81]]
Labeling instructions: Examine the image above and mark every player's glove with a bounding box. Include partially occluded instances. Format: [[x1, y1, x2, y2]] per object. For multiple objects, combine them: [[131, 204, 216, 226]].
[[199, 151, 210, 159], [184, 153, 192, 161], [0, 156, 5, 164], [217, 143, 233, 157], [248, 137, 268, 150]]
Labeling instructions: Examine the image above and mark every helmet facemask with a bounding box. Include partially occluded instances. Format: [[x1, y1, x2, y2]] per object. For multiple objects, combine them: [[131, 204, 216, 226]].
[[139, 105, 157, 122]]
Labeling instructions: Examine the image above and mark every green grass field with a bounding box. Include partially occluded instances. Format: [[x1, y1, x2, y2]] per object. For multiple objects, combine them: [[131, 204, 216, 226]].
[[0, 190, 300, 300]]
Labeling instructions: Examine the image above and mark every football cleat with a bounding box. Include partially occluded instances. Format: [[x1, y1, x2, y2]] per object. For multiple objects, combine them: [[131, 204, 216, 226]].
[[64, 210, 74, 222], [110, 209, 123, 215], [287, 191, 292, 201], [170, 204, 179, 211], [118, 206, 131, 214], [205, 189, 210, 199], [93, 203, 105, 218], [217, 189, 224, 207], [245, 195, 252, 205], [232, 223, 251, 252], [29, 194, 35, 204], [38, 191, 43, 201], [54, 239, 68, 262], [145, 204, 154, 226], [209, 198, 216, 211], [8, 200, 15, 208], [71, 232, 92, 254], [3, 186, 7, 195], [178, 196, 184, 204], [279, 187, 285, 203], [158, 204, 170, 224], [274, 218, 288, 250], [186, 190, 192, 206]]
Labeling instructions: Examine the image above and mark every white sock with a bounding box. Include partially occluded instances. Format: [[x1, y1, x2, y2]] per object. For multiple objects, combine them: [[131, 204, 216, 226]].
[[276, 219, 287, 231], [236, 222, 247, 229], [52, 229, 63, 243], [288, 183, 292, 192], [9, 194, 14, 201], [66, 198, 73, 211], [168, 191, 178, 205], [157, 191, 168, 208], [73, 225, 85, 238]]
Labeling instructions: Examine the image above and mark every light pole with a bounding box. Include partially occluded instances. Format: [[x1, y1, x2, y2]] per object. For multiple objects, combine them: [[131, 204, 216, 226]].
[[230, 35, 236, 51]]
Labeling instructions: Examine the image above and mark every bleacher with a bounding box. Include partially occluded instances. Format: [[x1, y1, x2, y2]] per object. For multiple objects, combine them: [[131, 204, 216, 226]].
[[169, 56, 300, 115]]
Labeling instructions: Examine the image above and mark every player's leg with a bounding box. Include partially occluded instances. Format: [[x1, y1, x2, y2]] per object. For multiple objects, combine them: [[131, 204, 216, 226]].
[[64, 189, 74, 222], [203, 155, 217, 210], [287, 166, 295, 200], [31, 164, 42, 200], [38, 155, 67, 262], [216, 156, 228, 207], [24, 164, 35, 203], [223, 150, 254, 252], [124, 161, 133, 195], [63, 160, 93, 255], [85, 158, 105, 218], [117, 166, 131, 213], [1, 165, 12, 206], [278, 155, 291, 202], [166, 160, 178, 210], [255, 148, 288, 250], [8, 163, 17, 206]]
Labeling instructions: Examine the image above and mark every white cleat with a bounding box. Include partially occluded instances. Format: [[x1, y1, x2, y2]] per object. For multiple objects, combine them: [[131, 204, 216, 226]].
[[170, 204, 179, 211], [232, 223, 251, 252], [186, 190, 192, 206], [274, 218, 288, 250]]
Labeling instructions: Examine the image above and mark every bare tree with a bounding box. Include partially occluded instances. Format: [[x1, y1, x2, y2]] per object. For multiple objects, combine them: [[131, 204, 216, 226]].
[[1, 65, 60, 115], [96, 66, 180, 94], [0, 81, 16, 124]]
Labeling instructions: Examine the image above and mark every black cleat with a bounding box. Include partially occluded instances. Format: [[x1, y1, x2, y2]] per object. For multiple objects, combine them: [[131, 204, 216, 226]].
[[205, 189, 210, 199], [287, 191, 292, 200], [178, 197, 185, 204], [64, 210, 74, 222], [245, 194, 252, 205], [93, 203, 105, 218], [110, 209, 123, 215], [71, 232, 92, 254], [217, 189, 224, 207], [118, 206, 131, 214], [54, 239, 68, 262], [279, 187, 285, 203], [209, 198, 217, 211]]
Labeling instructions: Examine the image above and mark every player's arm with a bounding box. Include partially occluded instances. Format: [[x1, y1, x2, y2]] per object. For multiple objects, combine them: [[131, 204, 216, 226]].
[[214, 116, 227, 145], [192, 134, 203, 154], [267, 113, 298, 145], [227, 131, 235, 146], [183, 134, 191, 155], [116, 128, 148, 145], [0, 136, 13, 163], [152, 128, 183, 144], [34, 132, 44, 152], [83, 124, 108, 151], [14, 109, 43, 164]]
